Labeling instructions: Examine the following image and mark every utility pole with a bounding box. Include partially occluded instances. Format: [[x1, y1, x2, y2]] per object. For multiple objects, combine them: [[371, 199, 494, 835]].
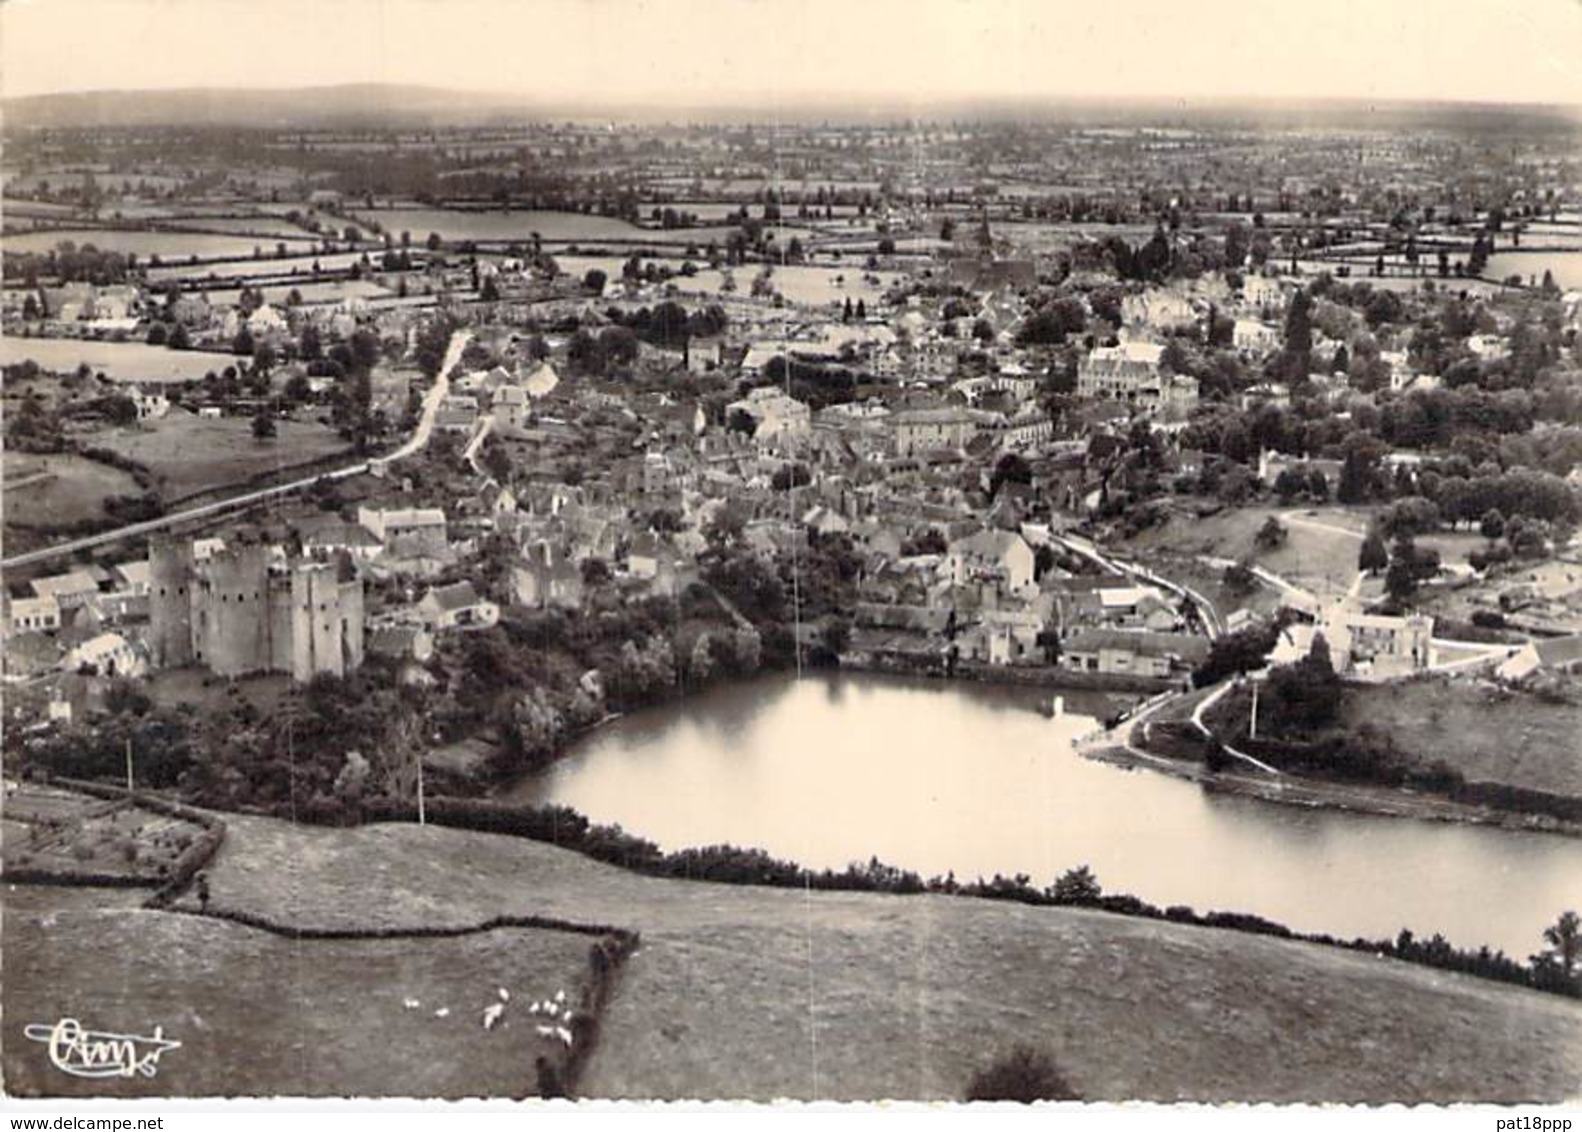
[[1249, 677, 1260, 740], [125, 737, 134, 794], [416, 749, 426, 827]]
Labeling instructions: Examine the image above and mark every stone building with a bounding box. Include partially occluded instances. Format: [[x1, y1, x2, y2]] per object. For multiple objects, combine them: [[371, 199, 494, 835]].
[[890, 407, 977, 456], [147, 539, 364, 682]]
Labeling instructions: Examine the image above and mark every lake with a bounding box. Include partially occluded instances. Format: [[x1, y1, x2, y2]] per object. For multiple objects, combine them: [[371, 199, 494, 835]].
[[506, 672, 1582, 958]]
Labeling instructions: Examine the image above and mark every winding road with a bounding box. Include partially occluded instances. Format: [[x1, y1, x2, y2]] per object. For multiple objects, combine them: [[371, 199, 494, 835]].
[[2, 331, 472, 572]]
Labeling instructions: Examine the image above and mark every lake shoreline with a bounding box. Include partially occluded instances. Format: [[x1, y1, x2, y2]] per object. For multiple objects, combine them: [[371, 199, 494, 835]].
[[477, 661, 1140, 796], [1081, 739, 1582, 839]]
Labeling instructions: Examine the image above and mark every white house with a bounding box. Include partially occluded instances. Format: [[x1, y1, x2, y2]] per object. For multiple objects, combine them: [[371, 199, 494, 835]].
[[31, 570, 100, 609], [6, 594, 62, 634], [129, 387, 170, 421], [943, 530, 1036, 596], [417, 581, 500, 631], [63, 632, 147, 678], [725, 386, 812, 443], [1233, 319, 1280, 353]]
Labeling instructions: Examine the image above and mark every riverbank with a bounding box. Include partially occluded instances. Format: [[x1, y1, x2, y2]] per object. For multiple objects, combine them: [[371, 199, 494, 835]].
[[1082, 737, 1582, 838], [15, 805, 1574, 1103]]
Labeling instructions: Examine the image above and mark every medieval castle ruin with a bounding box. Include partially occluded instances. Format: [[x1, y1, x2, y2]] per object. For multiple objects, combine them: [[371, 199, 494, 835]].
[[147, 539, 365, 681]]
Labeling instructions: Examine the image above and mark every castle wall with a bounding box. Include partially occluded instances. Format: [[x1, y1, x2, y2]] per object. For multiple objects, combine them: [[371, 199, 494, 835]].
[[290, 563, 365, 681], [337, 576, 365, 674], [267, 576, 295, 674], [147, 540, 195, 668], [194, 546, 272, 677]]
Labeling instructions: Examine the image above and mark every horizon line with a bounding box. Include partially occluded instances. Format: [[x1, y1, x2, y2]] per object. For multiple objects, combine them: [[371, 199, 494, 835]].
[[6, 82, 1581, 115]]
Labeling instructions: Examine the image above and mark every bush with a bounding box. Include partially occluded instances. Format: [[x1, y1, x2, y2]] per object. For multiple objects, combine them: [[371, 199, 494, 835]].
[[965, 1045, 1080, 1103]]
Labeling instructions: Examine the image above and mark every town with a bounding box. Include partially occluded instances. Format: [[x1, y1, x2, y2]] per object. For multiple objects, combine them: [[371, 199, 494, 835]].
[[3, 81, 1581, 1106]]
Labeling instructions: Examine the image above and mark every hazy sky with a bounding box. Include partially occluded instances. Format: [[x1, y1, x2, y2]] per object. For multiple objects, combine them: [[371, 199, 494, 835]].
[[3, 0, 1580, 107]]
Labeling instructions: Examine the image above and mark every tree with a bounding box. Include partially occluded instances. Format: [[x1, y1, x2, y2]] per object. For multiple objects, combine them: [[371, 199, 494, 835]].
[[480, 440, 513, 483], [1538, 910, 1581, 980], [1262, 635, 1343, 732], [1337, 446, 1372, 504], [1479, 508, 1506, 541], [1282, 287, 1314, 365], [232, 326, 255, 356], [1385, 536, 1438, 601], [251, 406, 277, 442], [1051, 865, 1102, 904], [583, 268, 607, 295], [990, 452, 1032, 498], [1358, 528, 1389, 574], [99, 395, 138, 427], [819, 616, 851, 658], [1254, 516, 1288, 551], [647, 508, 683, 534], [965, 1046, 1080, 1103], [1272, 468, 1307, 502], [1193, 621, 1284, 687], [145, 322, 168, 346], [1380, 496, 1440, 539], [598, 326, 639, 371], [252, 340, 277, 379]]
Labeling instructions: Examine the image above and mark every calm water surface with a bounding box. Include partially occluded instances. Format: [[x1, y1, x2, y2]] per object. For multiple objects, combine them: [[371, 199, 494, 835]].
[[505, 672, 1580, 957]]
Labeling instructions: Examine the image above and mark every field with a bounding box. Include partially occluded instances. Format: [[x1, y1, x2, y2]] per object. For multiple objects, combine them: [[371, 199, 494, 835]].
[[352, 207, 650, 244], [674, 264, 903, 309], [0, 337, 241, 384], [2, 450, 142, 526], [2, 908, 595, 1098], [4, 172, 184, 194], [1341, 679, 1582, 799], [349, 206, 781, 248], [158, 216, 319, 239], [145, 251, 364, 282], [90, 409, 350, 501], [1485, 250, 1582, 290], [155, 812, 1582, 1103], [0, 199, 79, 217], [202, 279, 392, 308], [1123, 505, 1373, 601], [2, 787, 205, 882], [3, 228, 306, 260]]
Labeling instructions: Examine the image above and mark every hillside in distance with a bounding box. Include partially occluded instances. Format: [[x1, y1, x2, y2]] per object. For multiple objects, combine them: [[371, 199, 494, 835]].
[[6, 83, 1582, 133], [0, 83, 529, 130]]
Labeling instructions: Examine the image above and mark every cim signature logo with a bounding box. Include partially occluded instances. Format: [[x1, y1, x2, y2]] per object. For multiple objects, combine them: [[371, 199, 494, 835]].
[[23, 1018, 181, 1079]]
